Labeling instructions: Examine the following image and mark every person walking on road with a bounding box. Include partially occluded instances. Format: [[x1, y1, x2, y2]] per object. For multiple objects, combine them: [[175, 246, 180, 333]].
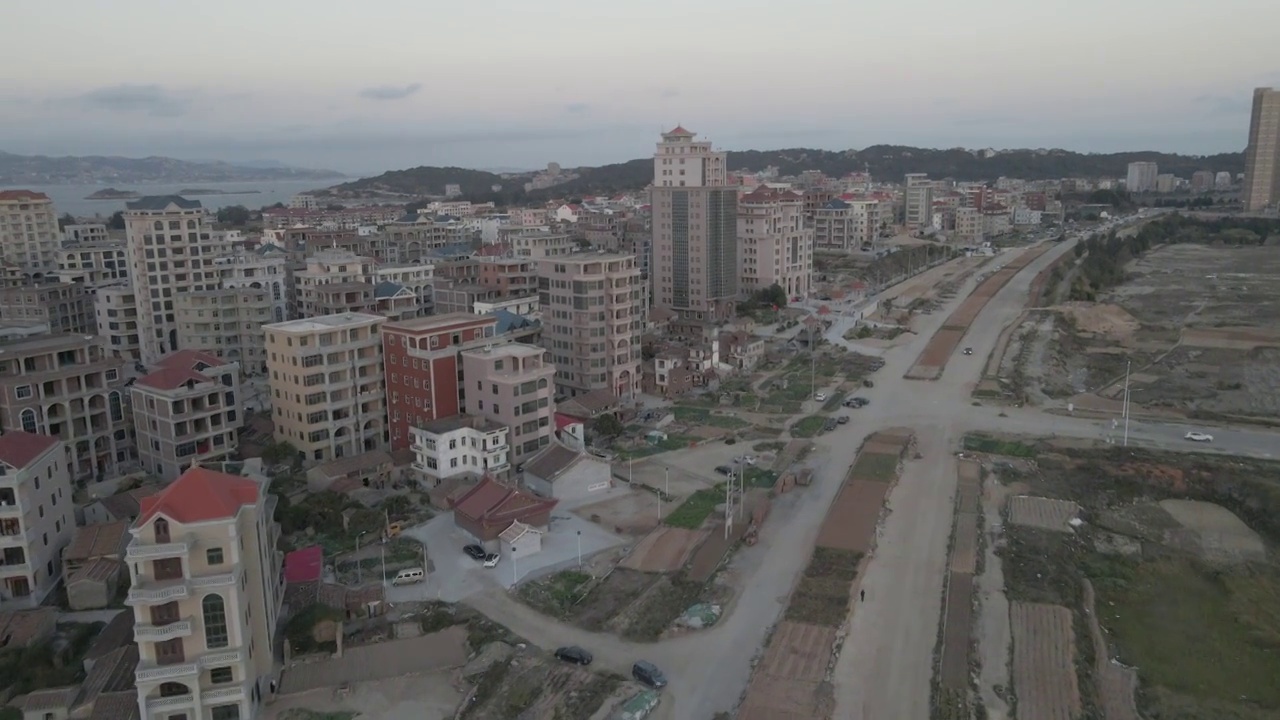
[[860, 589, 866, 602]]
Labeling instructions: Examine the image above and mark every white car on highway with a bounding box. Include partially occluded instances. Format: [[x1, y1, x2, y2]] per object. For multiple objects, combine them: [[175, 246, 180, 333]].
[[1184, 431, 1214, 442]]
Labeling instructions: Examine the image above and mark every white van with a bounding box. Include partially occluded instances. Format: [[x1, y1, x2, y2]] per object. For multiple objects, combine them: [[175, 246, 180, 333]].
[[392, 568, 425, 586]]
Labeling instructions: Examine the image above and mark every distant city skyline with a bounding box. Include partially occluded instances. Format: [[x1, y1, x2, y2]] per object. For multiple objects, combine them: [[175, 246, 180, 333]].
[[2, 0, 1278, 174]]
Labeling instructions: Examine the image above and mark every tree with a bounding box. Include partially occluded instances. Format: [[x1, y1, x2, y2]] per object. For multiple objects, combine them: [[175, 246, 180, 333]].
[[591, 414, 624, 438], [107, 210, 125, 230], [261, 440, 299, 467], [58, 213, 77, 231], [759, 283, 788, 308], [324, 203, 344, 211], [216, 205, 251, 226]]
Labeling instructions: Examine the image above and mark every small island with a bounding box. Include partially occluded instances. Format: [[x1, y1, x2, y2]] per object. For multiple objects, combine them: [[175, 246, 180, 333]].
[[85, 188, 141, 200], [178, 188, 262, 196]]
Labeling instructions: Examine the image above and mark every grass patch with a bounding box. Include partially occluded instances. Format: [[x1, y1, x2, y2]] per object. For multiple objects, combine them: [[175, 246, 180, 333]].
[[616, 433, 698, 459], [283, 604, 344, 655], [785, 547, 862, 626], [672, 405, 750, 429], [743, 466, 778, 488], [664, 487, 722, 529], [752, 440, 786, 453], [850, 452, 899, 481], [621, 575, 707, 641], [515, 570, 593, 619], [963, 433, 1038, 457], [1095, 557, 1280, 712], [790, 415, 827, 438]]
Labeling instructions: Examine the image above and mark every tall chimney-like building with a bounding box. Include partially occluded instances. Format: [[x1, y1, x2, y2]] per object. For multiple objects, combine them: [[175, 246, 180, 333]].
[[1243, 87, 1280, 212]]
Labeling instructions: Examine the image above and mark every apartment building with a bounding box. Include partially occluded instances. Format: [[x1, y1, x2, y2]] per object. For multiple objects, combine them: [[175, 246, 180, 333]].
[[650, 127, 739, 320], [123, 196, 221, 363], [295, 249, 377, 318], [954, 207, 983, 242], [0, 431, 74, 608], [373, 262, 436, 317], [432, 256, 538, 315], [904, 174, 933, 231], [264, 313, 386, 463], [381, 313, 499, 451], [176, 287, 276, 375], [538, 254, 642, 399], [0, 190, 61, 278], [508, 231, 575, 259], [1125, 161, 1158, 193], [460, 344, 555, 465], [54, 240, 129, 289], [0, 333, 134, 481], [0, 281, 96, 334], [126, 465, 282, 720], [1243, 87, 1280, 212], [384, 214, 470, 262], [737, 188, 812, 299], [64, 223, 111, 244], [132, 350, 242, 481], [208, 250, 288, 325], [96, 285, 143, 363], [812, 199, 882, 252], [409, 415, 510, 487]]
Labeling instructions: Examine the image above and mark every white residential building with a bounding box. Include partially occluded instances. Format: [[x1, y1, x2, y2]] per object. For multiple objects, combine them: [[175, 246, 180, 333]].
[[0, 190, 62, 278], [54, 240, 130, 289], [409, 414, 510, 486], [0, 432, 74, 608], [1126, 161, 1158, 193], [131, 350, 242, 481], [126, 465, 283, 720], [96, 285, 144, 363]]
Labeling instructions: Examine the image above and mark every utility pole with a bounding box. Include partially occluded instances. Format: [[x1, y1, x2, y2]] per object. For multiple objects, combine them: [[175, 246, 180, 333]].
[[1123, 360, 1131, 446], [355, 531, 369, 585], [576, 530, 582, 567]]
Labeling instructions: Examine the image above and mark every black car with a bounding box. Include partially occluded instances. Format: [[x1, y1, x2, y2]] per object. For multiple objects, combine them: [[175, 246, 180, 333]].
[[837, 415, 850, 425], [715, 465, 735, 477], [463, 544, 486, 561], [555, 646, 594, 665], [632, 660, 668, 689], [862, 379, 874, 388]]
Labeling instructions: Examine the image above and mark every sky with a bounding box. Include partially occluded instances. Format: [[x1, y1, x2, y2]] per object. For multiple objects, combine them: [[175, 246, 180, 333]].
[[2, 0, 1279, 176]]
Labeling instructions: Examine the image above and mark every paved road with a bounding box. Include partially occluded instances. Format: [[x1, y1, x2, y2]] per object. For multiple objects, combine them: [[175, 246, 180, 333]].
[[450, 218, 1280, 719]]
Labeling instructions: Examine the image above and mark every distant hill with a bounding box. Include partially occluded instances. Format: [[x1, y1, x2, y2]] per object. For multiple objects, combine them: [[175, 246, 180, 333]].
[[0, 151, 345, 185], [327, 146, 1245, 204]]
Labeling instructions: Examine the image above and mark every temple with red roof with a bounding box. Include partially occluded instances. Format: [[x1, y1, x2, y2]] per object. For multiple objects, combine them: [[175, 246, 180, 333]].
[[448, 474, 557, 542]]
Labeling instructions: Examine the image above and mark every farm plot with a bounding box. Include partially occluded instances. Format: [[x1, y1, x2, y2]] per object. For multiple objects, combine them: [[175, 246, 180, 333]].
[[1011, 601, 1082, 720], [1008, 496, 1081, 533], [619, 526, 709, 572]]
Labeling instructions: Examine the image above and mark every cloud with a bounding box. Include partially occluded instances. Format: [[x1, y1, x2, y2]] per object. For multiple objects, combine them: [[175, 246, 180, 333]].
[[359, 83, 422, 101], [564, 102, 591, 115], [77, 84, 189, 117], [1191, 94, 1249, 115], [659, 87, 681, 99]]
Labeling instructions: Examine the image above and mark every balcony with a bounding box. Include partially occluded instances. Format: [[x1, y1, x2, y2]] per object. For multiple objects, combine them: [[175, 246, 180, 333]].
[[201, 684, 247, 705], [199, 648, 245, 667], [128, 578, 189, 604], [134, 617, 194, 641], [189, 572, 237, 590], [135, 661, 199, 683], [0, 504, 22, 519], [146, 693, 195, 712], [0, 531, 30, 548], [0, 562, 31, 577], [126, 535, 194, 560]]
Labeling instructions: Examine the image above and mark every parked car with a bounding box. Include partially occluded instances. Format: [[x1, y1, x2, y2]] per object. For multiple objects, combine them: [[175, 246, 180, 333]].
[[1184, 431, 1214, 442], [814, 392, 827, 402], [823, 419, 838, 432], [962, 347, 974, 355], [555, 646, 594, 665], [463, 544, 486, 561], [734, 454, 758, 466], [715, 465, 736, 478], [862, 379, 874, 387], [632, 660, 668, 689], [837, 415, 850, 425], [483, 553, 501, 568]]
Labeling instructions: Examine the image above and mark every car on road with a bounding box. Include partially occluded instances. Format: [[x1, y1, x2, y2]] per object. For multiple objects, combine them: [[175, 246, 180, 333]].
[[715, 465, 736, 478], [837, 415, 850, 425], [632, 660, 668, 689], [734, 455, 758, 466], [823, 419, 839, 433], [862, 379, 874, 387], [483, 553, 501, 568], [463, 544, 486, 561], [1184, 431, 1214, 442], [554, 646, 593, 665], [962, 347, 974, 355], [814, 392, 827, 402]]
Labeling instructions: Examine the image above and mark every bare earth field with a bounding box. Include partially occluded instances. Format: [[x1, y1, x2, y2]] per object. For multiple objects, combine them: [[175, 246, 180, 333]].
[[1010, 601, 1082, 720], [1010, 244, 1280, 420]]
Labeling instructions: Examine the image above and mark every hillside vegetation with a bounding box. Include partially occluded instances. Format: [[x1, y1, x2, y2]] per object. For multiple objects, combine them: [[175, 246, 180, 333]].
[[323, 146, 1244, 205]]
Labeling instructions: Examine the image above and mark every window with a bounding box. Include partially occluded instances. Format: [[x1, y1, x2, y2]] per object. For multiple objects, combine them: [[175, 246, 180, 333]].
[[20, 408, 37, 433], [209, 666, 234, 684], [15, 385, 31, 399], [105, 368, 119, 381], [159, 682, 190, 697], [207, 547, 224, 565], [155, 638, 185, 665], [210, 705, 241, 720], [153, 518, 171, 543], [108, 391, 123, 422], [202, 594, 229, 649]]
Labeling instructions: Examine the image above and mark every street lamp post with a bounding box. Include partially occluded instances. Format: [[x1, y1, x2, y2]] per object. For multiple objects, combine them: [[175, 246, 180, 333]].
[[355, 531, 369, 585], [1123, 360, 1131, 447], [576, 530, 582, 567]]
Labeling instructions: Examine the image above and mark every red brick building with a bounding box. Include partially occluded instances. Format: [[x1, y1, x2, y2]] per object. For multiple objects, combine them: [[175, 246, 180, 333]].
[[381, 313, 498, 451]]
